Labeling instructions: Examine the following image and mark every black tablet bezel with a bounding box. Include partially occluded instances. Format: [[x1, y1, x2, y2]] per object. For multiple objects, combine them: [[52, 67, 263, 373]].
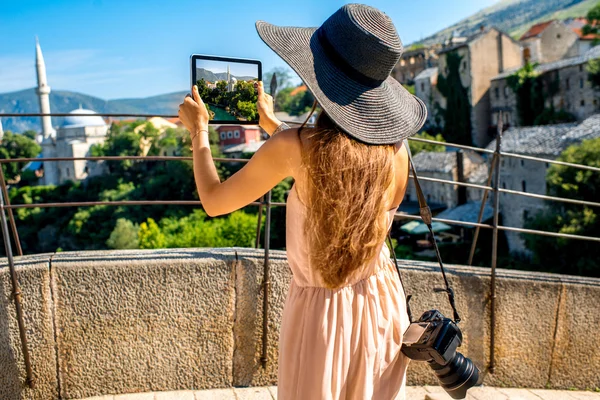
[[190, 54, 262, 125]]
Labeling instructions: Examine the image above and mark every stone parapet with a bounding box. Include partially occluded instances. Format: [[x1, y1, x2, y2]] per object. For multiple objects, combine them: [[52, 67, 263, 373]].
[[1, 248, 598, 399]]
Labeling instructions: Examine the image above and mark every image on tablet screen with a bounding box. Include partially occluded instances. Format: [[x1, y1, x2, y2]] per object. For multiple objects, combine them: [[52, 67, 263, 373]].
[[194, 59, 259, 122]]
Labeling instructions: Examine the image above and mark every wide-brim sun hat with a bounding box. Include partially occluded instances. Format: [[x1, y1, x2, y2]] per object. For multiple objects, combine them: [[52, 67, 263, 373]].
[[256, 3, 427, 145]]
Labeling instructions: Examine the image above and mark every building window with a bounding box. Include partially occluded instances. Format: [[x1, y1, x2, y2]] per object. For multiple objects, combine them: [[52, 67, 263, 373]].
[[580, 64, 584, 72], [580, 78, 584, 89], [421, 82, 425, 91], [520, 159, 524, 167], [461, 60, 466, 71], [427, 194, 431, 202], [405, 194, 411, 202], [566, 78, 570, 90], [523, 210, 529, 220], [522, 180, 527, 192], [502, 182, 506, 189], [234, 130, 240, 138], [546, 163, 550, 168], [66, 168, 70, 177], [227, 131, 233, 138], [557, 33, 561, 39], [581, 99, 585, 107], [594, 99, 598, 106], [220, 132, 226, 140], [504, 86, 510, 98], [441, 195, 444, 202], [495, 87, 499, 99]]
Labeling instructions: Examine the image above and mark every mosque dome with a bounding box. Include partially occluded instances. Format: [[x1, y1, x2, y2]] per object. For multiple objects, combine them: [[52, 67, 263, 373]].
[[61, 109, 106, 128]]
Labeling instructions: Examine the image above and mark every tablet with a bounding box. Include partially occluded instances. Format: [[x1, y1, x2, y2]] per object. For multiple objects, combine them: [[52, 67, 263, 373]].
[[190, 54, 262, 124]]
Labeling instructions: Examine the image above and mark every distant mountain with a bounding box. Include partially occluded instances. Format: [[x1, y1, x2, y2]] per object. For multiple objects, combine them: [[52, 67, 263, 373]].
[[195, 68, 256, 83], [416, 0, 597, 46], [0, 88, 187, 133]]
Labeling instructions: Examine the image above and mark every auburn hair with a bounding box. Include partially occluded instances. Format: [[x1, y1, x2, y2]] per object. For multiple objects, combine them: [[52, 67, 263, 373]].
[[297, 109, 396, 289]]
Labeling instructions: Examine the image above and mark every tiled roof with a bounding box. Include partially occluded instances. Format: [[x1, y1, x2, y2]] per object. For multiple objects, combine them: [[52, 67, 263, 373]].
[[413, 151, 457, 173], [493, 45, 600, 81], [222, 141, 264, 154], [565, 18, 600, 40], [436, 200, 494, 224], [412, 150, 486, 175], [486, 114, 600, 156], [414, 67, 438, 81], [520, 20, 555, 41]]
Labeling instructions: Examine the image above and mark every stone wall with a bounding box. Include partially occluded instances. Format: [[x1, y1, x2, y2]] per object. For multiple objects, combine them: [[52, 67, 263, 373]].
[[1, 248, 599, 399]]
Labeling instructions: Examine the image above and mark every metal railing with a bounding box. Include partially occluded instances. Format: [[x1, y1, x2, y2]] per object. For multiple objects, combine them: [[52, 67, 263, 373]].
[[0, 111, 598, 384]]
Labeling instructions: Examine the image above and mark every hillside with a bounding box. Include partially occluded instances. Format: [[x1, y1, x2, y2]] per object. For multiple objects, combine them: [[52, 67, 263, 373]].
[[195, 68, 255, 83], [0, 88, 187, 133], [417, 0, 597, 46]]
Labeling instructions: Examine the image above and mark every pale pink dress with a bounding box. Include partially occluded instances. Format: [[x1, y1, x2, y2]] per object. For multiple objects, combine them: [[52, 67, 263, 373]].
[[278, 183, 411, 400]]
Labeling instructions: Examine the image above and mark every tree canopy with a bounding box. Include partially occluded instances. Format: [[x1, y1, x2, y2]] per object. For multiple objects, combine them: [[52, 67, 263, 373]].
[[524, 137, 600, 277]]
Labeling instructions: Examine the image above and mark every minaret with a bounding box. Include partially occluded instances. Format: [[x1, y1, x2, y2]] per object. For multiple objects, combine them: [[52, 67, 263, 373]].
[[35, 37, 55, 143]]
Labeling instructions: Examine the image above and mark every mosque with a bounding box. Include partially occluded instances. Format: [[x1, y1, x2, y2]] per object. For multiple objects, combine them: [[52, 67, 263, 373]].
[[33, 38, 109, 186]]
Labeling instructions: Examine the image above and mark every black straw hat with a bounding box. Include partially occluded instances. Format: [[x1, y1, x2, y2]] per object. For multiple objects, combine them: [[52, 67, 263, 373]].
[[256, 3, 427, 145]]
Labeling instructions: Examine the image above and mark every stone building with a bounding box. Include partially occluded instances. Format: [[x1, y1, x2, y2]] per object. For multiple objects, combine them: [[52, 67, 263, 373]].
[[405, 150, 489, 210], [217, 125, 262, 149], [490, 45, 600, 130], [392, 45, 439, 85], [414, 67, 442, 129], [520, 20, 580, 64], [486, 114, 600, 253], [434, 27, 523, 147]]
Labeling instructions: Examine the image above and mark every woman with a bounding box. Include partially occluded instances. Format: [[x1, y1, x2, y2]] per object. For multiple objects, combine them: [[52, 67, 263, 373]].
[[178, 4, 427, 399]]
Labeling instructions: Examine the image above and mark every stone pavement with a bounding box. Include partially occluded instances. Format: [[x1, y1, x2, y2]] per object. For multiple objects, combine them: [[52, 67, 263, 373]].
[[82, 386, 600, 399]]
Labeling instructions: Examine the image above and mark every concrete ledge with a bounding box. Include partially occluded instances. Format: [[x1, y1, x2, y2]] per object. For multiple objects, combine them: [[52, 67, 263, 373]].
[[51, 249, 236, 399], [1, 248, 600, 399], [0, 254, 57, 400]]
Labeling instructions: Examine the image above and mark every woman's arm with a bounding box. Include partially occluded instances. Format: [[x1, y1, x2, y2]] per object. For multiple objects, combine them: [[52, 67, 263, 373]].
[[178, 86, 300, 217], [256, 81, 290, 136]]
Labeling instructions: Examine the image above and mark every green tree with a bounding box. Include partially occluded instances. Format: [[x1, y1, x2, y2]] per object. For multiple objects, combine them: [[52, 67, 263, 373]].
[[435, 51, 472, 145], [106, 218, 139, 249], [138, 218, 166, 249], [587, 58, 600, 91], [408, 132, 446, 156], [524, 137, 600, 277], [0, 131, 42, 181], [582, 3, 600, 45]]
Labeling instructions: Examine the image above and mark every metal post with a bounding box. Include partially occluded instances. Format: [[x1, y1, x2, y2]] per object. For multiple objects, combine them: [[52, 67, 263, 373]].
[[489, 112, 503, 374], [0, 188, 34, 387], [467, 153, 497, 266], [260, 189, 272, 367], [0, 167, 23, 256], [255, 196, 264, 248]]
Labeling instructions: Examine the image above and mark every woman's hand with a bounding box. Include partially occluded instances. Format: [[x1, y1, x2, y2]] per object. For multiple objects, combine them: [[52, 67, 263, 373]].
[[178, 85, 210, 136], [256, 81, 282, 135]]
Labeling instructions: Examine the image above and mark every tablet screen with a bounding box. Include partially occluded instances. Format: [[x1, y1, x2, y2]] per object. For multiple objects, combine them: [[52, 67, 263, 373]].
[[191, 55, 262, 124]]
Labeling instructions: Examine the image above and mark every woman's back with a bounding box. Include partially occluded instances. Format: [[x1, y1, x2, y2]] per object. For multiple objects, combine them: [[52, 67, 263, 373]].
[[277, 131, 412, 400]]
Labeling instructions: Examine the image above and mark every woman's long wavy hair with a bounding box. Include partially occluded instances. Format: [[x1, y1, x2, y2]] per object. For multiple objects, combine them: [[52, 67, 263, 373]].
[[297, 105, 396, 289]]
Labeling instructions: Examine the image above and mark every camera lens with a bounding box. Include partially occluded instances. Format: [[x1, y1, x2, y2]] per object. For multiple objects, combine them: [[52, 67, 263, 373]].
[[429, 352, 481, 399]]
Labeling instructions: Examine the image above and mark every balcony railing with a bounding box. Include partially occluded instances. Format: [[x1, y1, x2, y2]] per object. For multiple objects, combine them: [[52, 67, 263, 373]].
[[0, 111, 598, 385]]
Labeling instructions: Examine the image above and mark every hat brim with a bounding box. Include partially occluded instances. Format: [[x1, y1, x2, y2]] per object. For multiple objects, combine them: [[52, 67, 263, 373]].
[[256, 21, 427, 145]]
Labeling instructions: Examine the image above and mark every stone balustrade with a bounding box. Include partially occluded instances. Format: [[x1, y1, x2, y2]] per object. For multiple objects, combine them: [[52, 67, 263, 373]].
[[1, 248, 599, 399]]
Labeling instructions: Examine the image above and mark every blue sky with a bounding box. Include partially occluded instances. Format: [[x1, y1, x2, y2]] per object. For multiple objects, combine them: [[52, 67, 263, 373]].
[[0, 0, 498, 100]]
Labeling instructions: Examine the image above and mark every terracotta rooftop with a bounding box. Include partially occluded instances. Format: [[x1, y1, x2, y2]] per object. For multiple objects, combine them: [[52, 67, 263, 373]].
[[290, 84, 307, 96], [520, 20, 555, 41]]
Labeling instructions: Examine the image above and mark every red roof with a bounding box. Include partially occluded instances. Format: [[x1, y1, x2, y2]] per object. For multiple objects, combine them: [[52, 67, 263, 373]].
[[565, 18, 600, 40], [520, 20, 555, 41], [290, 85, 307, 96]]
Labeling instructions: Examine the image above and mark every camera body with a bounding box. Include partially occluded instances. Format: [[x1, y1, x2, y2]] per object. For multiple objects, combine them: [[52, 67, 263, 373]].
[[401, 309, 462, 365], [401, 310, 481, 400]]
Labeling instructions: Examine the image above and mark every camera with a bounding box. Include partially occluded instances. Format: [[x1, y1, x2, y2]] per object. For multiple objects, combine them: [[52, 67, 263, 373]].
[[401, 310, 481, 399]]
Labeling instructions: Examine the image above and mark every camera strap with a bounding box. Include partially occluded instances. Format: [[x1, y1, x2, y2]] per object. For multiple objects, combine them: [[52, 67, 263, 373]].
[[386, 140, 461, 324]]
